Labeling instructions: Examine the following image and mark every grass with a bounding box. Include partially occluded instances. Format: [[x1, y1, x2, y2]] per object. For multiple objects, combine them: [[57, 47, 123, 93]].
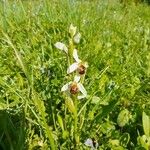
[[0, 0, 150, 149]]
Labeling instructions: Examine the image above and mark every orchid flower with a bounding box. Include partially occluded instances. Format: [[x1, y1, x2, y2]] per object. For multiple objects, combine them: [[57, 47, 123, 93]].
[[84, 138, 99, 150], [61, 75, 87, 99], [54, 42, 68, 53], [67, 49, 88, 75]]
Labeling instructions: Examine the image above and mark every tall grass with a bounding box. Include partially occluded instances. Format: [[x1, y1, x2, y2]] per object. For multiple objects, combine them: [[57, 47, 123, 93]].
[[0, 0, 150, 149]]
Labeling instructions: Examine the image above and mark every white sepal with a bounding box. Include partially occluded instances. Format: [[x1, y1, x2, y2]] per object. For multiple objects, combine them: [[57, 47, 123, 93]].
[[74, 75, 80, 83], [78, 83, 87, 96], [67, 62, 78, 74], [54, 42, 68, 53], [61, 82, 70, 92], [77, 83, 87, 99], [73, 49, 81, 63]]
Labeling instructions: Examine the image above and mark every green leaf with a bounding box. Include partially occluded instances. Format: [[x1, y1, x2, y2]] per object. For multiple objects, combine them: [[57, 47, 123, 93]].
[[117, 109, 130, 127], [101, 122, 115, 136], [57, 114, 64, 131], [94, 99, 118, 124], [91, 96, 100, 104], [0, 102, 7, 110], [137, 135, 150, 149], [65, 97, 75, 114], [109, 139, 120, 146], [142, 111, 150, 137]]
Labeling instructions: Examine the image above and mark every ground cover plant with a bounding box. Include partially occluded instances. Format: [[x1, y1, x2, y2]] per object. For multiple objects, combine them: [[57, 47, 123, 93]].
[[0, 0, 150, 149]]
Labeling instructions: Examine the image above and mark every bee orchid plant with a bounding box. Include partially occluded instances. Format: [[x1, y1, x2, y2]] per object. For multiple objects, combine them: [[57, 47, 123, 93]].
[[55, 24, 88, 99], [55, 24, 88, 148]]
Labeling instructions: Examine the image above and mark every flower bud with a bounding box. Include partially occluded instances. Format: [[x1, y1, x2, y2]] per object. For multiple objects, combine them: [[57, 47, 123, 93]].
[[74, 33, 81, 44], [69, 24, 77, 37]]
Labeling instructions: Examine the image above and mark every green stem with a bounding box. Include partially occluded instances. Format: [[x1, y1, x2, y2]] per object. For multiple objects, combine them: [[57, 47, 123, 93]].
[[42, 117, 56, 150], [69, 38, 74, 64], [68, 34, 79, 148], [74, 97, 79, 149]]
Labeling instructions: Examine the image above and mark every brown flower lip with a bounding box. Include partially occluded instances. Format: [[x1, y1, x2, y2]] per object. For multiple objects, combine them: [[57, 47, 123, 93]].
[[70, 83, 79, 94], [78, 64, 86, 75]]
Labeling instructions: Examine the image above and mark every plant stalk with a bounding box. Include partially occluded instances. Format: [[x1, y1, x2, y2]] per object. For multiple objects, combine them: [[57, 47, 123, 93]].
[[74, 97, 79, 149]]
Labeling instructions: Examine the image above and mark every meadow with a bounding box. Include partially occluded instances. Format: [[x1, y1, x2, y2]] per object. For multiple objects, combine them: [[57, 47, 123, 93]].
[[0, 0, 150, 149]]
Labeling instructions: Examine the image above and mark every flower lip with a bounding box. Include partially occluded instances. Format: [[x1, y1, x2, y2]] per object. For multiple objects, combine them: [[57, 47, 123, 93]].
[[78, 64, 86, 75], [70, 82, 79, 95]]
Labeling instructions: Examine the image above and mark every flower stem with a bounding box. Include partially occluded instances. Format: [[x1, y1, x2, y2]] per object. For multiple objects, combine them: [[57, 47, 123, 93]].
[[69, 38, 74, 65], [74, 97, 79, 149]]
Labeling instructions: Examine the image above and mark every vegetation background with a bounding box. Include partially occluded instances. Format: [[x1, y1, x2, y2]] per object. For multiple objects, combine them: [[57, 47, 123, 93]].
[[0, 0, 150, 149]]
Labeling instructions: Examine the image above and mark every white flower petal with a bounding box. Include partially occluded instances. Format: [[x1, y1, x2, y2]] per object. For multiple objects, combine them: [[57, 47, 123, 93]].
[[74, 32, 81, 44], [73, 49, 81, 63], [74, 75, 80, 83], [67, 62, 78, 74], [54, 42, 64, 50], [54, 42, 68, 53], [61, 83, 70, 92], [63, 46, 68, 53], [84, 138, 93, 147], [77, 83, 87, 96]]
